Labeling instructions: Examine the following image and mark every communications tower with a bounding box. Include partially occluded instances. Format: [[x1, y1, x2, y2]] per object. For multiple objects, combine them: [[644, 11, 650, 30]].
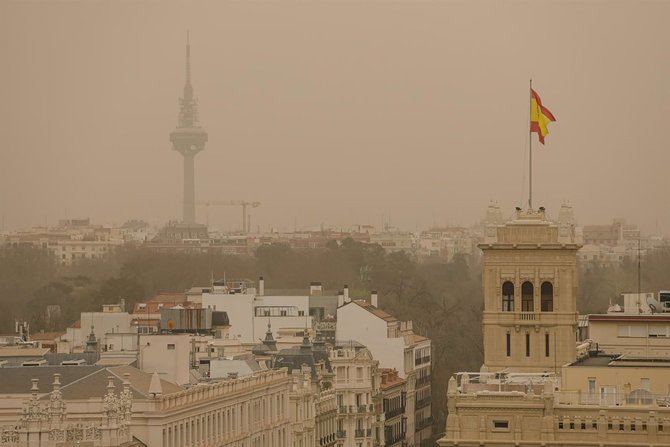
[[170, 32, 208, 224]]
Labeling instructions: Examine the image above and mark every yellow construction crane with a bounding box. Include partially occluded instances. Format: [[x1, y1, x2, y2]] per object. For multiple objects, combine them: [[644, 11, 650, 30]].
[[195, 201, 260, 234]]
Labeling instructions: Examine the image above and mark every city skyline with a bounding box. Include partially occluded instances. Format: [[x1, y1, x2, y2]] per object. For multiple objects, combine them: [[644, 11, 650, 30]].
[[1, 1, 669, 235]]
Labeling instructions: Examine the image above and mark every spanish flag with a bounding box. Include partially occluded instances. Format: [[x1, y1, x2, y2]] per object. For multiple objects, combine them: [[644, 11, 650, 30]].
[[530, 89, 556, 144]]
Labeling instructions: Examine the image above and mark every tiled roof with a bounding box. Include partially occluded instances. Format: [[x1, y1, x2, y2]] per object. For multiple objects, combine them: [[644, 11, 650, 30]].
[[408, 334, 429, 344], [41, 365, 183, 400], [350, 300, 398, 322], [29, 332, 65, 341], [0, 365, 103, 395], [0, 347, 50, 358], [147, 293, 187, 303]]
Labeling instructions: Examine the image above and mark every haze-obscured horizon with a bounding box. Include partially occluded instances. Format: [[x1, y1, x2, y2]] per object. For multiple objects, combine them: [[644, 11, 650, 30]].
[[1, 1, 668, 234]]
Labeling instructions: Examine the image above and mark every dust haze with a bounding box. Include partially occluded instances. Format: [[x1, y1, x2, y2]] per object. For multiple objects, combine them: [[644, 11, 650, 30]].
[[1, 1, 668, 234]]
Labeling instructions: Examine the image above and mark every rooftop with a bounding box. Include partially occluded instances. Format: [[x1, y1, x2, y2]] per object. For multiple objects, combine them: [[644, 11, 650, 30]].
[[350, 299, 397, 322], [569, 352, 670, 368]]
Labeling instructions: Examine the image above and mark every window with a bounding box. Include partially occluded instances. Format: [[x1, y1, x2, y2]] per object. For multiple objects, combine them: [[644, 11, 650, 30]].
[[641, 378, 651, 391], [588, 378, 596, 395], [525, 333, 530, 357], [167, 343, 175, 350], [506, 332, 511, 357], [492, 420, 509, 430], [541, 282, 553, 311], [502, 282, 514, 311], [649, 325, 669, 338], [521, 282, 534, 311], [618, 325, 647, 338], [545, 333, 550, 357], [298, 310, 304, 316]]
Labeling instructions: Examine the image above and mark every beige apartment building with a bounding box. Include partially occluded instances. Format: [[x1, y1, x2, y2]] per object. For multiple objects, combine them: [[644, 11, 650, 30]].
[[588, 313, 670, 358], [330, 341, 381, 447], [380, 369, 408, 447], [438, 207, 670, 447]]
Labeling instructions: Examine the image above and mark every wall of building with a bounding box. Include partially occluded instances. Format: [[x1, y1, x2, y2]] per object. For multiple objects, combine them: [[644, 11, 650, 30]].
[[336, 304, 407, 377], [139, 334, 190, 385], [589, 318, 670, 358]]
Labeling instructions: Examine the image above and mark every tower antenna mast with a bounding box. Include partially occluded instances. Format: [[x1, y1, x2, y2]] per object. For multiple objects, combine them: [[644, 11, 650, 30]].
[[528, 78, 533, 210]]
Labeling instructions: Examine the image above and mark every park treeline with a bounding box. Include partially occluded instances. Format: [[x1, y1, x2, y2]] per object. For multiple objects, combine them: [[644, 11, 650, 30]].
[[1, 240, 669, 429]]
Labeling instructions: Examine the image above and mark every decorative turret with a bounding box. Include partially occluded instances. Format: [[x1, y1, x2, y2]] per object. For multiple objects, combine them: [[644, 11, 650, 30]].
[[84, 326, 99, 353]]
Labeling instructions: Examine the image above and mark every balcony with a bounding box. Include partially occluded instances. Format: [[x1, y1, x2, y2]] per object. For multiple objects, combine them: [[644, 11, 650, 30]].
[[385, 406, 405, 419], [517, 311, 537, 321], [415, 375, 431, 387], [354, 428, 367, 438], [415, 396, 431, 409], [384, 430, 406, 446], [319, 433, 337, 446], [414, 355, 431, 366], [336, 430, 347, 439], [415, 416, 433, 431]]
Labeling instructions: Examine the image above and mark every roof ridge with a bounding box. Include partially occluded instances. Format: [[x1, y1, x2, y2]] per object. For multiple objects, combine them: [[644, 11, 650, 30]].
[[43, 367, 105, 397], [107, 366, 149, 398]]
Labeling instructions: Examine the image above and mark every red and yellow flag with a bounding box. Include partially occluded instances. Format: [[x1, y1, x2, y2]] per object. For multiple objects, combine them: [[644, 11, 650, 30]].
[[530, 89, 556, 144]]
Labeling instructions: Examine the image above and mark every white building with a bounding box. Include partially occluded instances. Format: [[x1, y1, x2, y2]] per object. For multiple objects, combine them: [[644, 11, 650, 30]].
[[336, 293, 433, 445], [200, 278, 312, 343], [59, 304, 134, 353]]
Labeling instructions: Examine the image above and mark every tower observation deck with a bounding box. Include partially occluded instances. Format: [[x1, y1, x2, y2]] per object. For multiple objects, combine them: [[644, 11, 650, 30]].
[[170, 32, 208, 225]]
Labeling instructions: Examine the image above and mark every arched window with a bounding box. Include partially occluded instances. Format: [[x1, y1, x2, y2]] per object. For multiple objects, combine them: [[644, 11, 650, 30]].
[[502, 281, 515, 311], [541, 282, 554, 312], [521, 281, 534, 312]]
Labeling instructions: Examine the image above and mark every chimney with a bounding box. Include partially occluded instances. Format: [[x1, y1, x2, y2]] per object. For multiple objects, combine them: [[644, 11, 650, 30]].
[[338, 290, 344, 307], [258, 276, 265, 296], [309, 282, 323, 296], [371, 290, 378, 307], [343, 285, 350, 303]]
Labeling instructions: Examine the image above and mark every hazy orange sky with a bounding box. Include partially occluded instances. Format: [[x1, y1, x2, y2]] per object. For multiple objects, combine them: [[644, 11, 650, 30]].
[[1, 1, 668, 234]]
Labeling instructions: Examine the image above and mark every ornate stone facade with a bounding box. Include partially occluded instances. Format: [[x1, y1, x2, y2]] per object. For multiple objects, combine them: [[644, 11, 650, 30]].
[[480, 208, 581, 372], [1, 373, 133, 447]]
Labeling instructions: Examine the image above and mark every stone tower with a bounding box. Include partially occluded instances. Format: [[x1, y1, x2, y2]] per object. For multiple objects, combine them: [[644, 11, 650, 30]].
[[170, 32, 208, 224], [480, 207, 581, 372]]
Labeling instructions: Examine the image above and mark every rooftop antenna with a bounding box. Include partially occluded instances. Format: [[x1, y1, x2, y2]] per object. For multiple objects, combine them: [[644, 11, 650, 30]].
[[637, 237, 642, 298]]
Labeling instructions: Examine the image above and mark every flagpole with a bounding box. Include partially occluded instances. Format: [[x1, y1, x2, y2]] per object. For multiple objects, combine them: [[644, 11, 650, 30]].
[[528, 78, 533, 210]]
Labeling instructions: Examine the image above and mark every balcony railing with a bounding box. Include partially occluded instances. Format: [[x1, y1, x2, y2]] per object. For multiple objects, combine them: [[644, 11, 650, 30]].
[[518, 311, 536, 321], [384, 430, 406, 445], [416, 375, 431, 387], [319, 433, 337, 446], [415, 416, 433, 431], [336, 430, 346, 439], [357, 404, 375, 413], [385, 406, 405, 419], [415, 396, 431, 409], [414, 355, 431, 366], [355, 428, 372, 438]]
